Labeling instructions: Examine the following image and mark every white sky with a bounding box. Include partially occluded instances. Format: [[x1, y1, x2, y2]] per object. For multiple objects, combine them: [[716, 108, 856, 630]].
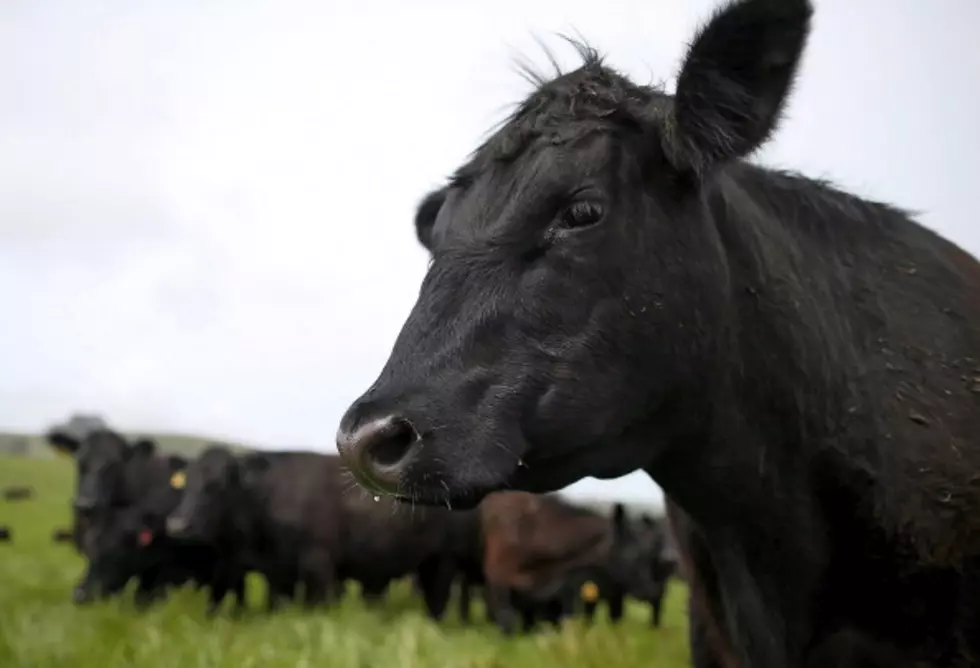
[[1, 0, 977, 506]]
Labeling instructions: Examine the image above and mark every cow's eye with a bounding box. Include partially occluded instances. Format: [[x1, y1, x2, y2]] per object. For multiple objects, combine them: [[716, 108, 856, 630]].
[[560, 200, 604, 229]]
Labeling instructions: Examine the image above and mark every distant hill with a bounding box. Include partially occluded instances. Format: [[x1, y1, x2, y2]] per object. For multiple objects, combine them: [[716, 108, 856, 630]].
[[0, 431, 254, 459]]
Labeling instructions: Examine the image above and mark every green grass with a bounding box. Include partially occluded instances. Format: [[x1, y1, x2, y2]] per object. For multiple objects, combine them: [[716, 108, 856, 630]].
[[0, 456, 691, 668]]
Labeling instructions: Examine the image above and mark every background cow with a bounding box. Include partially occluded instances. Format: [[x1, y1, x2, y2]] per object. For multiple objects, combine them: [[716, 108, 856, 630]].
[[478, 491, 612, 634], [338, 492, 457, 620], [166, 448, 342, 613]]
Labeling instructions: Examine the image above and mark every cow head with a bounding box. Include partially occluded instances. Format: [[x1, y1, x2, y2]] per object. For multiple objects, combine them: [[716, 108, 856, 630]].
[[55, 429, 156, 515], [336, 0, 814, 507], [167, 447, 267, 540]]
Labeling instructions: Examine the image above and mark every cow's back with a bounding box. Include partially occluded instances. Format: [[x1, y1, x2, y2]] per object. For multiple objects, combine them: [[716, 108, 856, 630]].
[[258, 451, 346, 549], [480, 491, 612, 595], [339, 492, 453, 580]]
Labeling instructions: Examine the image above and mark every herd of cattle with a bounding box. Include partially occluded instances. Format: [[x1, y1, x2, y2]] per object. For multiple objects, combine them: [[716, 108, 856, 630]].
[[0, 421, 679, 636]]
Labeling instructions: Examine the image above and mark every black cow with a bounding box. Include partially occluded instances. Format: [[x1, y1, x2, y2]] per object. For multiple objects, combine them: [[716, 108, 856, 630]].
[[46, 426, 158, 514], [571, 504, 676, 628], [72, 452, 216, 608], [335, 0, 980, 665], [46, 425, 216, 608], [0, 526, 10, 542], [337, 492, 457, 621], [166, 448, 342, 613]]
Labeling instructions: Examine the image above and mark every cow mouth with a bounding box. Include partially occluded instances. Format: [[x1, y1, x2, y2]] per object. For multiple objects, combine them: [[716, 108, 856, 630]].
[[384, 433, 596, 510], [388, 481, 504, 511]]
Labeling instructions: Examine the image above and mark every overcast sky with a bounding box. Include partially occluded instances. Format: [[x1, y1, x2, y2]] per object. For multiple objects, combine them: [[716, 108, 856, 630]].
[[1, 0, 977, 505]]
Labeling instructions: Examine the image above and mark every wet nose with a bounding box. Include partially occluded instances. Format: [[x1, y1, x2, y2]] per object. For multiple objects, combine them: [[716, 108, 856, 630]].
[[166, 516, 188, 536], [336, 412, 421, 495]]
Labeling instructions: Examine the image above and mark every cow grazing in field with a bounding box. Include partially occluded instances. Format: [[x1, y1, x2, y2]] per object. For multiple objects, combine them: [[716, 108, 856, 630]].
[[166, 447, 343, 613], [335, 0, 980, 664], [478, 491, 612, 634], [0, 526, 10, 542], [2, 486, 33, 502]]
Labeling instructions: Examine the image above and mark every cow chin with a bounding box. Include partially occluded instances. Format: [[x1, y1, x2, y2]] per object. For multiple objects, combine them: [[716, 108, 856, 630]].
[[382, 436, 613, 510]]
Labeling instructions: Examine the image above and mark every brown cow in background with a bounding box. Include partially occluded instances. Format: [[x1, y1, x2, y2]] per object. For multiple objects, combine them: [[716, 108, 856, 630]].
[[479, 491, 613, 634]]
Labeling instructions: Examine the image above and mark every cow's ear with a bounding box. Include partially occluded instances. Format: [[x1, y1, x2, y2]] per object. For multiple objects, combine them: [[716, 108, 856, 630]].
[[45, 429, 80, 456], [130, 438, 156, 458], [663, 0, 812, 175], [239, 454, 270, 487], [166, 455, 187, 472], [414, 187, 447, 252]]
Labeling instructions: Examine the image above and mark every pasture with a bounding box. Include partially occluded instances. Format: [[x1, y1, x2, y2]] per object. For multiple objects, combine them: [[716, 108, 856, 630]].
[[0, 455, 691, 668]]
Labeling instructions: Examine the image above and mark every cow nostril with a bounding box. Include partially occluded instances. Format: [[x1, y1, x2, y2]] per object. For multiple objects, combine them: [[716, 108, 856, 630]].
[[366, 417, 419, 469], [338, 414, 421, 492]]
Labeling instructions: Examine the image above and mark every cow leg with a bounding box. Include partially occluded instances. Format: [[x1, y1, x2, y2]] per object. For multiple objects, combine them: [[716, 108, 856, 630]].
[[134, 565, 163, 610], [542, 597, 565, 629], [267, 561, 303, 612], [608, 590, 625, 623], [362, 580, 389, 606], [651, 592, 665, 627], [264, 569, 288, 612], [72, 563, 98, 605], [481, 585, 496, 624], [334, 577, 348, 603], [207, 563, 234, 616], [299, 550, 333, 609], [458, 576, 472, 624], [416, 554, 455, 621], [263, 573, 279, 613], [229, 569, 247, 617], [300, 573, 325, 609], [207, 581, 228, 616], [486, 584, 519, 635], [518, 598, 538, 634]]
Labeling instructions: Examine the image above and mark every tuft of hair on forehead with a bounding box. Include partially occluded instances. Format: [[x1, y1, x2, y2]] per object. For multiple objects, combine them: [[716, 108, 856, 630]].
[[449, 35, 667, 188]]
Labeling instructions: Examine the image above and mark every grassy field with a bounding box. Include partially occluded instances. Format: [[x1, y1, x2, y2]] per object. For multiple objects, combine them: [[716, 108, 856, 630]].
[[0, 456, 691, 668]]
